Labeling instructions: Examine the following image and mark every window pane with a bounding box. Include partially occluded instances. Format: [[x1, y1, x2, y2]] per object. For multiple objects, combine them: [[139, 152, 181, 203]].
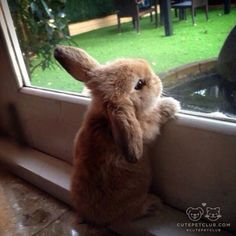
[[7, 0, 236, 119]]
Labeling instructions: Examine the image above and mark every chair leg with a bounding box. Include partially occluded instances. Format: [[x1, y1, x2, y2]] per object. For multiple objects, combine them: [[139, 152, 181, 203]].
[[154, 3, 158, 27], [175, 8, 178, 18], [136, 18, 140, 33], [191, 8, 195, 25], [150, 12, 153, 22], [184, 9, 187, 20], [132, 17, 135, 29], [205, 5, 209, 21], [133, 18, 140, 33], [117, 15, 121, 32], [155, 10, 158, 27], [179, 9, 184, 20], [160, 8, 164, 26]]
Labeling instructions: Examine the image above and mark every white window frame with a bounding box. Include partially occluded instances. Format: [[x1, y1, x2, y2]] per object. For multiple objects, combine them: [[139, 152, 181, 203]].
[[1, 0, 236, 124]]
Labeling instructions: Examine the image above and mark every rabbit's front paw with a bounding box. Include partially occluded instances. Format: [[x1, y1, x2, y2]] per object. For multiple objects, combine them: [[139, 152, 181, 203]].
[[159, 97, 180, 120]]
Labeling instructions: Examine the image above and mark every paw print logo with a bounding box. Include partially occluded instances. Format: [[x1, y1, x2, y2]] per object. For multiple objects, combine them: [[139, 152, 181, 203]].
[[205, 207, 222, 222], [186, 207, 204, 222]]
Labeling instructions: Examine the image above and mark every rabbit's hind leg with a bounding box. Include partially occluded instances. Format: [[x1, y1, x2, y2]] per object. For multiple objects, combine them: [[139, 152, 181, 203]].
[[121, 194, 163, 221], [108, 195, 162, 236], [140, 194, 163, 218]]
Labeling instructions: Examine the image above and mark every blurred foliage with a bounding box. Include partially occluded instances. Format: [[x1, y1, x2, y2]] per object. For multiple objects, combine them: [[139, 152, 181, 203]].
[[8, 0, 71, 73]]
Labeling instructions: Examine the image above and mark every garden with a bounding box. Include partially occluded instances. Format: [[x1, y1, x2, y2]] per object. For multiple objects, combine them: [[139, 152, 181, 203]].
[[9, 1, 236, 95]]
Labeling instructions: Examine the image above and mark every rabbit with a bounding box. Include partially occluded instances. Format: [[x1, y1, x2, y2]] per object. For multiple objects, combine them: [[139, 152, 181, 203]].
[[54, 45, 180, 229]]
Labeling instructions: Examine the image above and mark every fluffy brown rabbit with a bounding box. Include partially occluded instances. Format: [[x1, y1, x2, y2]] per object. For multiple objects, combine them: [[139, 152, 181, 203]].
[[54, 45, 180, 228]]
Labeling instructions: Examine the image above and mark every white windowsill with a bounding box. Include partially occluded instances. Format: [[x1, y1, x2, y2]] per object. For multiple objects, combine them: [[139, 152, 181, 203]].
[[19, 86, 236, 135], [0, 138, 72, 205]]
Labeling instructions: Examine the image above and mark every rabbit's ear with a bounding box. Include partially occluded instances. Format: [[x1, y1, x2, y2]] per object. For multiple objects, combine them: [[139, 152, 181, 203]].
[[54, 45, 99, 82], [107, 101, 143, 163]]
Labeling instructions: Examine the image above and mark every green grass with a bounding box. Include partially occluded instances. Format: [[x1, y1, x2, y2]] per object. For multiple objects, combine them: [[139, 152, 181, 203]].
[[30, 7, 236, 93]]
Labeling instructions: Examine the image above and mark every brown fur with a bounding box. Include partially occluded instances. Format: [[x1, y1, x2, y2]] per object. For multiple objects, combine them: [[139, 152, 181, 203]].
[[54, 46, 180, 227]]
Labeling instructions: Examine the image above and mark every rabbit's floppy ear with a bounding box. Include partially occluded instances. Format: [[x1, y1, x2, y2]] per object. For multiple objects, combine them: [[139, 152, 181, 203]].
[[107, 100, 143, 163], [54, 45, 99, 82]]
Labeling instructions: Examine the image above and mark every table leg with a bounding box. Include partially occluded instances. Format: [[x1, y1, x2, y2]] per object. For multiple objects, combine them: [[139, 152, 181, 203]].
[[224, 0, 231, 14], [160, 0, 173, 36]]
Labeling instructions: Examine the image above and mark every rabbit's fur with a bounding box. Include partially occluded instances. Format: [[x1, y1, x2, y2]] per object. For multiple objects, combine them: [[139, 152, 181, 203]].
[[54, 46, 180, 227]]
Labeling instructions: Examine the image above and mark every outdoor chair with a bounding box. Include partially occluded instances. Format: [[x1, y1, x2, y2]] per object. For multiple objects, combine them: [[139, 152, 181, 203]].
[[113, 0, 159, 33], [171, 0, 208, 25]]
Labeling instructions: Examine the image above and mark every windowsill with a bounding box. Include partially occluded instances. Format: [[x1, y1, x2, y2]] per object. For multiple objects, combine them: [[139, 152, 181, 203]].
[[0, 137, 72, 205], [20, 86, 236, 126], [19, 86, 91, 105], [1, 147, 234, 236]]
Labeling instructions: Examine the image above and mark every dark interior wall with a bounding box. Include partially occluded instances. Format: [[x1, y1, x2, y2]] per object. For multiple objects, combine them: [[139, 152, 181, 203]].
[[0, 27, 18, 138]]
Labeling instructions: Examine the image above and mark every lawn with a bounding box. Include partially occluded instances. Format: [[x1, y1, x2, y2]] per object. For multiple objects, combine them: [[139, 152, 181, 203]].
[[30, 7, 236, 94]]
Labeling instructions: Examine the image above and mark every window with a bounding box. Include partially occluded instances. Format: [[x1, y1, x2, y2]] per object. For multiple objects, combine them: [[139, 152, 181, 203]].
[[4, 0, 236, 120]]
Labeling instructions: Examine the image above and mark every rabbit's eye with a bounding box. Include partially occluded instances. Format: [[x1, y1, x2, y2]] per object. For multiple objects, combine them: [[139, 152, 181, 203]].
[[135, 79, 146, 90]]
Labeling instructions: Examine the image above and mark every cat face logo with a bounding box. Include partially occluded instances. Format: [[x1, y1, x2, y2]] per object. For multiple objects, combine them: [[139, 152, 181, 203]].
[[186, 207, 204, 222], [205, 207, 222, 221]]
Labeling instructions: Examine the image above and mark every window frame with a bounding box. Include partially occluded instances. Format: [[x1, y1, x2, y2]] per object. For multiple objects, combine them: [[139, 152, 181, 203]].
[[1, 0, 236, 125]]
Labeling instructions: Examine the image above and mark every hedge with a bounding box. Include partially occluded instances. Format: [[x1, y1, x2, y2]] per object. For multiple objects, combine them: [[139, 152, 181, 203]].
[[65, 0, 114, 23], [65, 0, 236, 23]]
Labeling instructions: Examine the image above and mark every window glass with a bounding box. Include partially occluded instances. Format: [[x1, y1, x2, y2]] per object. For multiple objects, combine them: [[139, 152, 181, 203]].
[[6, 0, 236, 118]]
